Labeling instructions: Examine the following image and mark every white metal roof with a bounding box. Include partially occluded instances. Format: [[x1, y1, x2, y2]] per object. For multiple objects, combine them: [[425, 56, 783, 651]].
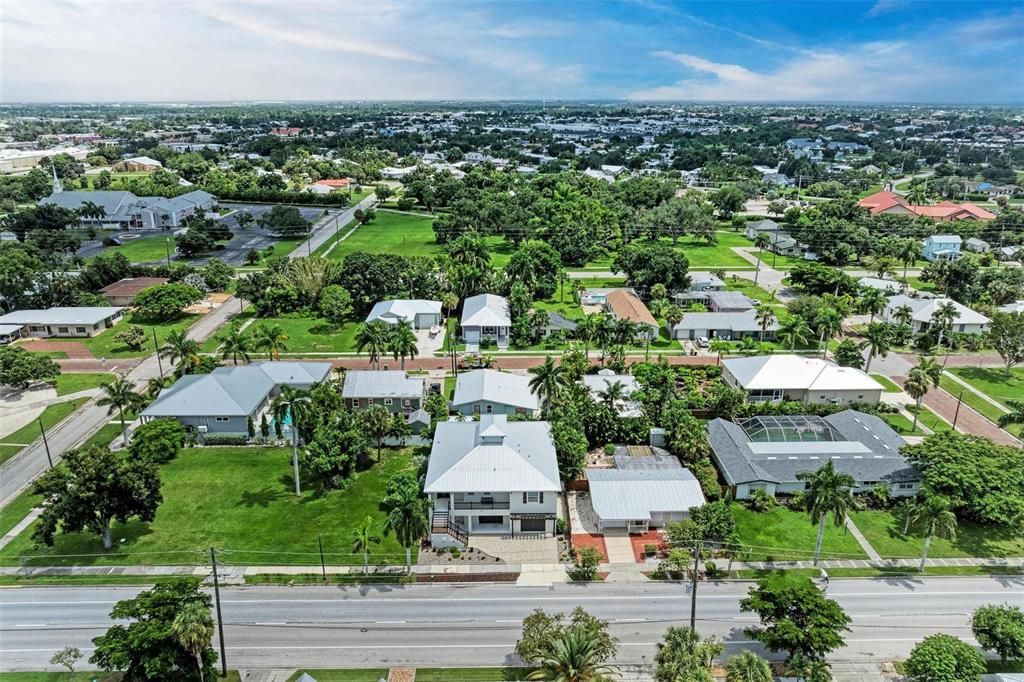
[[886, 295, 990, 325], [586, 469, 706, 521], [452, 369, 539, 410], [461, 293, 511, 327], [366, 299, 441, 325], [723, 355, 882, 392], [0, 307, 123, 326], [341, 370, 424, 399]]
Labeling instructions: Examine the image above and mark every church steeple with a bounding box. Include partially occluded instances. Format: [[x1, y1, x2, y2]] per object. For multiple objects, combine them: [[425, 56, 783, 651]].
[[51, 161, 62, 193]]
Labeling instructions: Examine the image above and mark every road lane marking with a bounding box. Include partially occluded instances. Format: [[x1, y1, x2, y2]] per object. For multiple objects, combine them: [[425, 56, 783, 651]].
[[13, 624, 47, 627]]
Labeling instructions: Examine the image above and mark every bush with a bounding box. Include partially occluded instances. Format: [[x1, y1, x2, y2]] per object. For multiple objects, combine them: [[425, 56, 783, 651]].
[[603, 443, 616, 456], [396, 197, 414, 211], [200, 434, 250, 446], [569, 547, 602, 581], [904, 633, 986, 682], [748, 489, 777, 512], [705, 561, 722, 579], [555, 518, 567, 536], [644, 543, 658, 557]]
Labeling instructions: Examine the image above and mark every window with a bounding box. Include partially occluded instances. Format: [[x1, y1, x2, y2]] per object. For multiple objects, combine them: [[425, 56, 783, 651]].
[[524, 492, 539, 503], [898, 483, 915, 490], [58, 327, 69, 334], [473, 405, 481, 415], [76, 327, 87, 334], [383, 398, 393, 406], [857, 395, 864, 400], [403, 399, 411, 406], [485, 404, 493, 414], [353, 399, 361, 408], [215, 417, 230, 423]]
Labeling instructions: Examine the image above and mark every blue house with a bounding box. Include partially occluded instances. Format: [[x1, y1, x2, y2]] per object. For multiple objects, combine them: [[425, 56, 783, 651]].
[[922, 235, 963, 262]]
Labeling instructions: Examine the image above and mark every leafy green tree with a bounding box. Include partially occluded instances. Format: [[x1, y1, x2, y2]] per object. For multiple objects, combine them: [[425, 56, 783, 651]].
[[904, 633, 985, 682], [832, 338, 864, 369], [797, 461, 855, 565], [908, 493, 957, 572], [91, 579, 216, 681], [550, 418, 587, 481], [725, 651, 773, 682], [114, 325, 148, 352], [49, 646, 83, 675], [361, 404, 393, 461], [98, 377, 146, 448], [0, 345, 60, 389], [301, 412, 370, 489], [319, 284, 353, 324], [32, 446, 162, 550], [382, 476, 431, 573], [257, 204, 311, 238], [740, 574, 851, 662], [971, 604, 1024, 665], [988, 312, 1024, 378], [201, 258, 233, 292], [351, 514, 381, 574], [134, 283, 204, 320], [174, 227, 215, 257], [252, 323, 289, 360], [128, 419, 187, 464], [710, 185, 746, 218], [612, 241, 691, 292], [654, 626, 724, 682], [516, 608, 618, 667]]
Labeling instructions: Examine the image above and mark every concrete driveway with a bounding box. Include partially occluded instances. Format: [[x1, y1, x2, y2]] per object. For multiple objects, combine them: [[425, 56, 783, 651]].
[[468, 536, 559, 564], [567, 491, 599, 534]]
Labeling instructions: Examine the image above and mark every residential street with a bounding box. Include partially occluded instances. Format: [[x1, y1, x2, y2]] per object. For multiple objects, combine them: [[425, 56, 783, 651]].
[[2, 577, 1021, 670], [0, 297, 246, 508]]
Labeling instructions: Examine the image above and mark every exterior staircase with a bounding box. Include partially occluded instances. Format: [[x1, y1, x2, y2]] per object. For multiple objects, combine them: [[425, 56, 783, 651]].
[[431, 510, 468, 546]]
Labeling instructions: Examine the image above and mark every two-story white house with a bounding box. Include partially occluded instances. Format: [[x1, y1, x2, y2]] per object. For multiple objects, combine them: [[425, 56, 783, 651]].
[[425, 415, 561, 545], [460, 293, 510, 351], [922, 235, 963, 262]]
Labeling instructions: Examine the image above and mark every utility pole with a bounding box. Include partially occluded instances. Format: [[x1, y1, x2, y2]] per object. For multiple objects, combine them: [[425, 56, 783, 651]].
[[209, 548, 228, 678], [38, 418, 53, 468], [318, 535, 327, 582], [690, 540, 701, 631], [153, 328, 164, 379], [952, 390, 964, 430]]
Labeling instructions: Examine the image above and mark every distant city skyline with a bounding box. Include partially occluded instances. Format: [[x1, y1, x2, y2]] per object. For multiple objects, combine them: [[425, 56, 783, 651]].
[[2, 0, 1022, 103]]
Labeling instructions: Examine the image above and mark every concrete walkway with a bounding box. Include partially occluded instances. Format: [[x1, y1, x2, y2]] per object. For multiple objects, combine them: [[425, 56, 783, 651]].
[[0, 508, 40, 551], [845, 517, 882, 562]]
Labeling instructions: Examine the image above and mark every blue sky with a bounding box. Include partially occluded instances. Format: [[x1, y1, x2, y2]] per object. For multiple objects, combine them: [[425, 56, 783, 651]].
[[2, 0, 1021, 103]]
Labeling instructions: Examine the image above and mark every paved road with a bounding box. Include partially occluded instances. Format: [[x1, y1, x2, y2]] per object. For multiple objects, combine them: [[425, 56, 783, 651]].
[[288, 194, 377, 260], [3, 577, 1021, 671], [0, 298, 245, 508]]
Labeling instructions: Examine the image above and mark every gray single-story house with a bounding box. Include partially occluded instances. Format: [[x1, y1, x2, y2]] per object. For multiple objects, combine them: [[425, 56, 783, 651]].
[[341, 370, 425, 414], [452, 369, 539, 417], [139, 361, 331, 438], [0, 307, 124, 338], [671, 310, 778, 341], [0, 324, 23, 344], [365, 299, 442, 330]]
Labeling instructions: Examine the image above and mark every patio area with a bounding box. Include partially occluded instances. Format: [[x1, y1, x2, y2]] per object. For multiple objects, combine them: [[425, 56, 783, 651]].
[[468, 535, 560, 564]]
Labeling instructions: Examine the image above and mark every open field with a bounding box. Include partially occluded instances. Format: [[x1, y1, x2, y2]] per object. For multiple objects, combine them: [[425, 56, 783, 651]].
[[51, 371, 116, 395], [906, 404, 952, 434], [93, 234, 175, 264], [948, 366, 1024, 409], [320, 210, 447, 259], [246, 314, 360, 355], [671, 232, 756, 268], [0, 489, 42, 539], [851, 509, 1024, 559], [0, 446, 419, 567], [76, 313, 201, 358], [731, 503, 868, 562], [0, 398, 89, 466]]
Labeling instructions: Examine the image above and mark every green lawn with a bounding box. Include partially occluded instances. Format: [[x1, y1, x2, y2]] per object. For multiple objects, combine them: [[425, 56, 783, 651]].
[[248, 314, 360, 354], [939, 374, 1022, 437], [92, 234, 176, 264], [0, 398, 89, 466], [751, 249, 809, 270], [533, 296, 585, 321], [0, 489, 42, 540], [1, 446, 419, 567], [851, 510, 1024, 559], [881, 411, 925, 436], [200, 311, 257, 353], [78, 422, 125, 450], [731, 503, 868, 562], [948, 366, 1024, 409], [672, 232, 755, 268], [906, 404, 952, 434], [906, 276, 940, 294], [322, 210, 444, 261], [51, 371, 116, 396], [76, 314, 201, 358], [870, 374, 902, 392], [723, 277, 778, 304]]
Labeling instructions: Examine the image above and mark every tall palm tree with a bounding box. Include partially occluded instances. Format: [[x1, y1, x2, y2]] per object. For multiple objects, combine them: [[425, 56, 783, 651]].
[[655, 626, 723, 682], [898, 238, 920, 280], [915, 356, 943, 387], [725, 651, 773, 682], [997, 400, 1024, 430], [161, 329, 200, 375], [930, 300, 959, 350], [98, 377, 145, 448], [351, 515, 381, 574], [860, 322, 892, 372], [574, 313, 600, 356], [382, 483, 431, 574], [753, 232, 771, 285], [664, 304, 684, 332], [526, 628, 617, 682], [145, 375, 172, 400], [893, 304, 914, 326], [355, 321, 389, 369], [220, 324, 252, 365], [754, 304, 776, 342], [858, 287, 888, 322], [908, 494, 957, 572], [252, 323, 289, 361], [598, 380, 626, 408], [710, 338, 730, 364], [388, 321, 418, 369], [530, 310, 551, 343], [447, 234, 491, 270], [813, 307, 842, 359], [529, 356, 568, 414], [611, 318, 639, 346], [903, 370, 931, 432], [271, 386, 310, 495], [171, 601, 213, 682], [778, 316, 812, 352], [796, 461, 855, 566]]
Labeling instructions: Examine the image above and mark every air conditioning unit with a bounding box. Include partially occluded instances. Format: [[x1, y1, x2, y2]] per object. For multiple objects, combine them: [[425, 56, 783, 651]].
[[197, 425, 208, 433]]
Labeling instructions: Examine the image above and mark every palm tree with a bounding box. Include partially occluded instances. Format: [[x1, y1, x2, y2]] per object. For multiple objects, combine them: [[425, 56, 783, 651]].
[[813, 307, 842, 359], [915, 356, 943, 387], [574, 313, 600, 356], [220, 324, 252, 365], [612, 318, 639, 346], [778, 316, 812, 352], [171, 601, 213, 682], [860, 322, 891, 372], [252, 323, 289, 361], [526, 628, 616, 682], [355, 321, 389, 369], [753, 232, 771, 285], [598, 380, 626, 408], [664, 304, 684, 332], [903, 370, 931, 432], [897, 237, 920, 280], [530, 310, 551, 343], [388, 321, 418, 369], [447, 233, 491, 270], [893, 304, 914, 326], [655, 626, 723, 682], [858, 287, 888, 322], [931, 300, 959, 351], [997, 400, 1024, 430], [271, 386, 310, 495], [725, 651, 773, 682], [529, 356, 568, 414], [98, 377, 145, 448], [382, 483, 431, 574], [754, 304, 776, 342], [440, 292, 459, 319], [351, 515, 381, 574], [145, 376, 172, 400], [796, 461, 855, 566], [161, 329, 200, 374], [908, 494, 957, 572], [907, 185, 929, 205], [710, 338, 730, 364]]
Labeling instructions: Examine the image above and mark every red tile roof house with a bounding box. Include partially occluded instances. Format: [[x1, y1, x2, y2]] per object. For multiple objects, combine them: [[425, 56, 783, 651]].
[[270, 127, 302, 137], [307, 178, 354, 194], [604, 289, 660, 339], [100, 277, 170, 306], [858, 191, 995, 222]]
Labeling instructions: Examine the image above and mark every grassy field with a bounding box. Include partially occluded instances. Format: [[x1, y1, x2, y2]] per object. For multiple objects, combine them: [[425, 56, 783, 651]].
[[78, 422, 125, 450], [76, 313, 201, 358], [246, 314, 360, 354], [0, 489, 42, 539], [906, 404, 952, 434], [0, 398, 89, 466], [851, 510, 1024, 559], [51, 372, 116, 395], [93, 234, 175, 264], [948, 366, 1024, 409], [671, 232, 755, 268], [750, 249, 809, 270], [881, 411, 925, 436], [1, 446, 419, 567], [731, 503, 868, 562], [322, 210, 444, 260], [870, 374, 902, 393], [939, 375, 1022, 436], [906, 276, 940, 294], [532, 295, 585, 321]]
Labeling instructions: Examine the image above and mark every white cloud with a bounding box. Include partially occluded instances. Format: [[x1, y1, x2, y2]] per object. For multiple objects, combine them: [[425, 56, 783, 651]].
[[487, 20, 572, 39], [866, 0, 913, 17]]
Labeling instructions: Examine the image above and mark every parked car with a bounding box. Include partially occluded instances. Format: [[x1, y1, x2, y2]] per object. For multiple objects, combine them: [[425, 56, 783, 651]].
[[695, 336, 710, 348]]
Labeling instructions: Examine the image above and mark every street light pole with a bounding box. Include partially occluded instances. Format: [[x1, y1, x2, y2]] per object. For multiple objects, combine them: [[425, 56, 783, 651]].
[[690, 540, 701, 631], [164, 237, 171, 267], [210, 547, 228, 678], [153, 328, 164, 379], [38, 418, 53, 468], [952, 390, 964, 430]]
